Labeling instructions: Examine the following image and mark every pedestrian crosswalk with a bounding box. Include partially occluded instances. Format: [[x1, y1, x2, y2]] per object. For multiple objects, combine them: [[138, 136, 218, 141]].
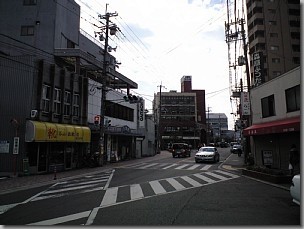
[[29, 170, 114, 202], [120, 162, 213, 171], [98, 170, 239, 208]]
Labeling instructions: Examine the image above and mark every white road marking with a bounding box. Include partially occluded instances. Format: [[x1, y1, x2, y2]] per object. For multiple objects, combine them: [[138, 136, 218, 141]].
[[216, 170, 239, 178], [130, 184, 144, 200], [167, 178, 185, 191], [186, 164, 200, 170], [193, 174, 216, 183], [27, 210, 91, 225], [100, 187, 118, 206], [149, 180, 167, 195], [162, 163, 178, 169], [200, 165, 212, 170], [139, 163, 159, 169], [205, 172, 229, 180], [180, 176, 202, 187], [175, 164, 189, 170]]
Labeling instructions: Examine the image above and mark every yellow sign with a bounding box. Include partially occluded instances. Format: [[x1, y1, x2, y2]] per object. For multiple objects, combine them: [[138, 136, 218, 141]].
[[26, 121, 91, 143]]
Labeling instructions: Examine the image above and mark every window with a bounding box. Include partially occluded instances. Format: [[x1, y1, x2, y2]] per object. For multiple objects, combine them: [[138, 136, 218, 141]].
[[23, 0, 37, 5], [54, 88, 61, 114], [285, 85, 300, 112], [272, 71, 281, 77], [73, 94, 80, 117], [272, 58, 280, 63], [270, 33, 278, 38], [270, 45, 279, 51], [268, 21, 277, 25], [21, 26, 34, 36], [64, 91, 71, 116], [261, 95, 276, 118], [292, 45, 300, 52], [42, 85, 51, 112], [268, 9, 276, 14]]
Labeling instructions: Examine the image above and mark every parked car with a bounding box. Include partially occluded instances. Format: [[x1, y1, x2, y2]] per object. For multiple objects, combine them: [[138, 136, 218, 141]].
[[231, 144, 242, 154], [171, 143, 191, 158], [195, 146, 219, 163], [290, 174, 300, 205]]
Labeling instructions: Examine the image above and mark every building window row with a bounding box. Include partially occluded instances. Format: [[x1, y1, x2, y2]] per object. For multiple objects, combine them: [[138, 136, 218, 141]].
[[162, 96, 195, 105], [261, 85, 300, 118], [21, 26, 34, 36], [105, 101, 134, 122], [42, 84, 79, 117]]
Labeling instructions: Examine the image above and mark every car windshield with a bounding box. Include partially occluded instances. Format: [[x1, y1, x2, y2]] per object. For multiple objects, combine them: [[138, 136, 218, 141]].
[[173, 144, 188, 149], [200, 148, 214, 152]]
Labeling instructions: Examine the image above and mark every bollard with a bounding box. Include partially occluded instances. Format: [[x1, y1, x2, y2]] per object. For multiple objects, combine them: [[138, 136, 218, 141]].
[[53, 165, 57, 180]]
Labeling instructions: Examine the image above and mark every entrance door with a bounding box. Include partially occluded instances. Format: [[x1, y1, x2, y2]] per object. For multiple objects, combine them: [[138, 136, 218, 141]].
[[38, 144, 47, 173], [65, 145, 72, 169]]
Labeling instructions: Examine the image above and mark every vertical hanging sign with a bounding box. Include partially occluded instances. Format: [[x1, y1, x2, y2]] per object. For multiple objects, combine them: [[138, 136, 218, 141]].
[[253, 52, 264, 87], [138, 99, 145, 128], [241, 92, 250, 116]]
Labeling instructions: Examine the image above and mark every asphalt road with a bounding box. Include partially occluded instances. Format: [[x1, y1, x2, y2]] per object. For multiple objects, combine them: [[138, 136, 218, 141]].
[[0, 148, 300, 226]]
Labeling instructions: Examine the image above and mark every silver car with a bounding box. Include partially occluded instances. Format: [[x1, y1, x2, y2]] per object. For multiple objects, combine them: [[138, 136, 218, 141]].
[[195, 146, 219, 163], [290, 174, 300, 205]]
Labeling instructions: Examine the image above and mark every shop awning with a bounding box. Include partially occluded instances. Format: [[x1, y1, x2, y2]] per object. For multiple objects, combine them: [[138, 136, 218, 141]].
[[243, 116, 300, 136], [26, 121, 91, 143]]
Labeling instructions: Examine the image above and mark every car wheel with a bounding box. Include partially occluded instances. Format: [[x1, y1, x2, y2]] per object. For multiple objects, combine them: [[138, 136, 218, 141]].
[[195, 159, 199, 163], [217, 156, 220, 162]]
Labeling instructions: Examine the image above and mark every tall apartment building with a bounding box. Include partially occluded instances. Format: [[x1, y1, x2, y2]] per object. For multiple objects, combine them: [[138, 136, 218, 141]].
[[154, 76, 206, 149], [246, 0, 300, 87]]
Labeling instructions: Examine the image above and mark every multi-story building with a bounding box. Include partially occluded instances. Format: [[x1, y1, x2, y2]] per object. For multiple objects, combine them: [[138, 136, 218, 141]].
[[0, 0, 151, 175], [243, 67, 300, 172], [154, 76, 206, 150], [246, 0, 300, 86], [206, 113, 228, 143]]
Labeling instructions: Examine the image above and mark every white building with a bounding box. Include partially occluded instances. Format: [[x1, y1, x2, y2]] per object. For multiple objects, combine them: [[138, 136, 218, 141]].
[[243, 67, 300, 172]]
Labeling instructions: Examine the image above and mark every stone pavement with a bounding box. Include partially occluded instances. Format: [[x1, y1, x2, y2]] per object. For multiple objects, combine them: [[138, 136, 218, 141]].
[[0, 151, 291, 195]]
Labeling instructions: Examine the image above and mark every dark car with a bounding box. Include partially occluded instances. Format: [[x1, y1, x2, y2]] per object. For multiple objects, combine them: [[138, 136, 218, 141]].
[[171, 143, 191, 158]]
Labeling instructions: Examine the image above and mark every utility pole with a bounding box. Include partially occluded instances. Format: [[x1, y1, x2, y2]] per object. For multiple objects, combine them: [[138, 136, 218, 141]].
[[97, 5, 118, 166], [206, 106, 211, 145], [157, 83, 166, 153]]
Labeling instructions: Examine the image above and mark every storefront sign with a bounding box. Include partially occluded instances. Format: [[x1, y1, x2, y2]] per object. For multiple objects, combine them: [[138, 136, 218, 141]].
[[253, 52, 264, 87], [25, 121, 90, 143], [262, 150, 273, 166], [0, 141, 10, 153]]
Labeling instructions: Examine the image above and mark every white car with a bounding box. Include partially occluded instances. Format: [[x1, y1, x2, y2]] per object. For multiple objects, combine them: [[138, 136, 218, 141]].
[[290, 174, 300, 205], [195, 146, 219, 163]]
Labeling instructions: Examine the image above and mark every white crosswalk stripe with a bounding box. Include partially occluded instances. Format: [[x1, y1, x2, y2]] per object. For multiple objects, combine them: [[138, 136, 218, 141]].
[[130, 184, 144, 200], [24, 170, 240, 225], [29, 170, 114, 202], [100, 187, 118, 206], [122, 162, 216, 171], [149, 180, 167, 194], [98, 170, 239, 208]]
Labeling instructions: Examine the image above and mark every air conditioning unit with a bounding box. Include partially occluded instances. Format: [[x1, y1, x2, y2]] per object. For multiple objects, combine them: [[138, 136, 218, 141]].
[[31, 110, 38, 118]]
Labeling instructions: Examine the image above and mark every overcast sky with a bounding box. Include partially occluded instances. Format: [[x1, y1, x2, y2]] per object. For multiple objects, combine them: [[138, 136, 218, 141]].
[[75, 0, 239, 129]]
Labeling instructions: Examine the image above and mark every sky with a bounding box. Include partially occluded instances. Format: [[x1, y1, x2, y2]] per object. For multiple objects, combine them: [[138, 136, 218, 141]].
[[75, 0, 241, 129]]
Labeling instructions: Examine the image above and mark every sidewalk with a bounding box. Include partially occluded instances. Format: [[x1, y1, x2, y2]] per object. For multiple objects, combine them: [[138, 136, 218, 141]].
[[0, 151, 291, 194], [220, 152, 291, 191]]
